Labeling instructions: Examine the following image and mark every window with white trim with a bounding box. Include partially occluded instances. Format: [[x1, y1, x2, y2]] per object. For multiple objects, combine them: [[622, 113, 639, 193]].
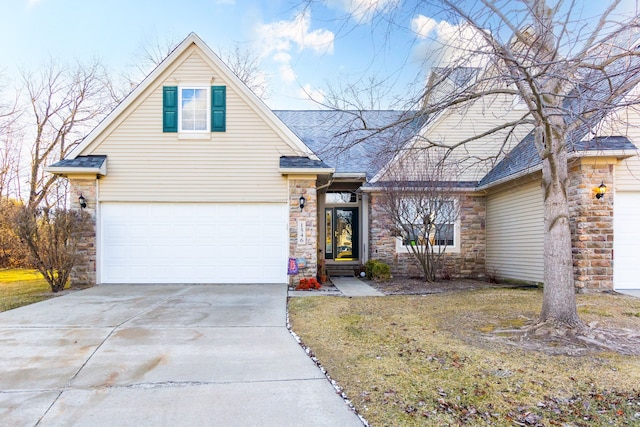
[[395, 199, 460, 253], [179, 87, 209, 132]]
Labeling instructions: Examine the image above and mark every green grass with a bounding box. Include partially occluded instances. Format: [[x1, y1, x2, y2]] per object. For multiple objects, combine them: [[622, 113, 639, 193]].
[[0, 269, 55, 312], [289, 289, 640, 426]]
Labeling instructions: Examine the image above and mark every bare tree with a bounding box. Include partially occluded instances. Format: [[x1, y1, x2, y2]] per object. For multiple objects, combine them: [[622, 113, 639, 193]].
[[313, 0, 640, 328], [0, 78, 21, 199], [14, 206, 88, 292], [125, 36, 269, 99], [221, 43, 269, 99], [122, 34, 180, 90], [377, 150, 461, 281], [21, 59, 115, 208]]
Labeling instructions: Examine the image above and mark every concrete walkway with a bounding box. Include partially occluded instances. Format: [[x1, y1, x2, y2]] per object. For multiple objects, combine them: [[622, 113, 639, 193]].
[[618, 289, 640, 298], [0, 284, 362, 426], [331, 277, 385, 297]]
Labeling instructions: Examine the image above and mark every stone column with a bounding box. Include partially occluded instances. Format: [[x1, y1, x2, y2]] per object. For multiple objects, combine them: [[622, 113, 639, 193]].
[[69, 177, 97, 286], [288, 177, 318, 286], [568, 160, 614, 291]]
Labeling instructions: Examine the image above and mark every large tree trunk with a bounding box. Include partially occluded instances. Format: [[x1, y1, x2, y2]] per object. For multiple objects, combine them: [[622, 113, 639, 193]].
[[539, 131, 582, 327]]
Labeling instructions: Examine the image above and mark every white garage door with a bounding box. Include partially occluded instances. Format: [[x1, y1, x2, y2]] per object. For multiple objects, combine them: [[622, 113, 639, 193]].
[[614, 192, 640, 290], [99, 203, 288, 284]]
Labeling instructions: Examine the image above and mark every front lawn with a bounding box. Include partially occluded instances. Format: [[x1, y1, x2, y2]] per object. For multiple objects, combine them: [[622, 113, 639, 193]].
[[0, 269, 54, 312], [289, 288, 640, 426]]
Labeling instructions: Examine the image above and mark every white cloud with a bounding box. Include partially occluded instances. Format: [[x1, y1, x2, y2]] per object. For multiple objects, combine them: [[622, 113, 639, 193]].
[[273, 52, 297, 83], [255, 11, 333, 100], [327, 0, 400, 23], [26, 0, 43, 8], [411, 14, 489, 68], [256, 11, 334, 58]]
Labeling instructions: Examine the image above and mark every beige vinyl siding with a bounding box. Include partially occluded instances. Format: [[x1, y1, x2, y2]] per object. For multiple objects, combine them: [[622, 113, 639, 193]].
[[486, 178, 544, 283], [423, 94, 533, 182], [616, 155, 640, 191], [80, 46, 302, 203]]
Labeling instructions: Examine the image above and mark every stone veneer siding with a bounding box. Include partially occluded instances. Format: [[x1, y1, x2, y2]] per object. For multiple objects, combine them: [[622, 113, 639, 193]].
[[69, 178, 97, 286], [369, 192, 486, 279], [288, 178, 318, 285], [568, 160, 614, 291]]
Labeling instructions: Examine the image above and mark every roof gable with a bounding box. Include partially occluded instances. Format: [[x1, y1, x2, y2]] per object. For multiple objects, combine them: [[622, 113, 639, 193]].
[[68, 33, 313, 160]]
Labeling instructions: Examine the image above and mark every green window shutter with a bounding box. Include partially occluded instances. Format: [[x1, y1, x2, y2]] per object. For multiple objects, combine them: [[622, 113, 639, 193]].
[[163, 86, 178, 132], [211, 86, 226, 132]]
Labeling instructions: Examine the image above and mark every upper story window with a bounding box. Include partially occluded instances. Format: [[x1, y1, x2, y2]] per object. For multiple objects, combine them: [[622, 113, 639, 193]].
[[163, 85, 226, 134], [180, 88, 208, 132]]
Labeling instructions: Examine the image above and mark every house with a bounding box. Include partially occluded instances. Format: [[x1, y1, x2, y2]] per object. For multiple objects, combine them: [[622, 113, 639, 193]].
[[48, 32, 640, 292], [47, 33, 333, 285]]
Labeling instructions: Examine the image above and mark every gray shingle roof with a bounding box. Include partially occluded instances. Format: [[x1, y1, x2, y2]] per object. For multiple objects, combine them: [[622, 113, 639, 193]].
[[279, 156, 333, 169], [479, 135, 636, 186], [274, 110, 423, 180], [49, 155, 107, 169]]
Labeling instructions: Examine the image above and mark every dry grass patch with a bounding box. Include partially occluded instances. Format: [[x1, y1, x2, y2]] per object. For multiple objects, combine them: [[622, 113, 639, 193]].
[[1, 269, 60, 312], [289, 288, 640, 426]]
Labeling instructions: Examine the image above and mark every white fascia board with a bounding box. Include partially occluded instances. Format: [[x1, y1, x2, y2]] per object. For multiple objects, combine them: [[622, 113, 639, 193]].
[[45, 166, 107, 176], [333, 173, 367, 179], [361, 185, 478, 194], [279, 167, 335, 175], [577, 149, 636, 159]]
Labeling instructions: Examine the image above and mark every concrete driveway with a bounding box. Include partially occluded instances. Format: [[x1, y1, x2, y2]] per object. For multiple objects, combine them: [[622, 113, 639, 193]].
[[0, 284, 362, 426]]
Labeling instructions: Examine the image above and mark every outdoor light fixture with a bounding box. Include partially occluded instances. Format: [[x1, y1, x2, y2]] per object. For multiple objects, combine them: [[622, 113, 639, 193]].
[[299, 195, 306, 211], [595, 181, 607, 199], [78, 194, 87, 209]]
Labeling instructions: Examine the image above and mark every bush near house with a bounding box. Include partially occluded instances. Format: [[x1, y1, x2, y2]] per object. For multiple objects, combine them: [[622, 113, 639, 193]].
[[14, 207, 89, 293], [365, 260, 391, 281]]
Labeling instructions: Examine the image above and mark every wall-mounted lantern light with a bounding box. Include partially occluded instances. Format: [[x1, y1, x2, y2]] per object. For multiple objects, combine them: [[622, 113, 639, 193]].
[[78, 194, 87, 209], [299, 195, 306, 211], [595, 181, 607, 199]]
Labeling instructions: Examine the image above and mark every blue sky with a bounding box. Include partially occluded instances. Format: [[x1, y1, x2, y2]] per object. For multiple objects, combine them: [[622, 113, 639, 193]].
[[1, 0, 639, 109]]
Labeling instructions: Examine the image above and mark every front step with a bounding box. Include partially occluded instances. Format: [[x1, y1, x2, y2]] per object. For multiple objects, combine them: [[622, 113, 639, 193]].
[[326, 263, 359, 278]]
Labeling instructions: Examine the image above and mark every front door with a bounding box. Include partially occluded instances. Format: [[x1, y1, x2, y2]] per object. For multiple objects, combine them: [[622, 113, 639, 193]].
[[325, 207, 358, 261]]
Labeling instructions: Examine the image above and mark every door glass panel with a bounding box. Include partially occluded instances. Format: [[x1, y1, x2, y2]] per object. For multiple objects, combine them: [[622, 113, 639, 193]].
[[325, 209, 333, 255], [335, 209, 353, 260]]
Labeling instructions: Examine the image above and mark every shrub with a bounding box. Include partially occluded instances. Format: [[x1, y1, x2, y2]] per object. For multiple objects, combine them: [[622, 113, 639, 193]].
[[0, 199, 30, 268], [365, 260, 391, 282], [296, 277, 321, 291], [14, 207, 89, 293]]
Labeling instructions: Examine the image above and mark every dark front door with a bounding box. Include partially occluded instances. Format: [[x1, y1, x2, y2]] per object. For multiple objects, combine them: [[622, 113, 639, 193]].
[[325, 207, 358, 261]]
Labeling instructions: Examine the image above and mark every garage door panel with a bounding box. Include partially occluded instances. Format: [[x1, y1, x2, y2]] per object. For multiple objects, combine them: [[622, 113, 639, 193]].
[[614, 192, 640, 290], [100, 203, 288, 284]]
